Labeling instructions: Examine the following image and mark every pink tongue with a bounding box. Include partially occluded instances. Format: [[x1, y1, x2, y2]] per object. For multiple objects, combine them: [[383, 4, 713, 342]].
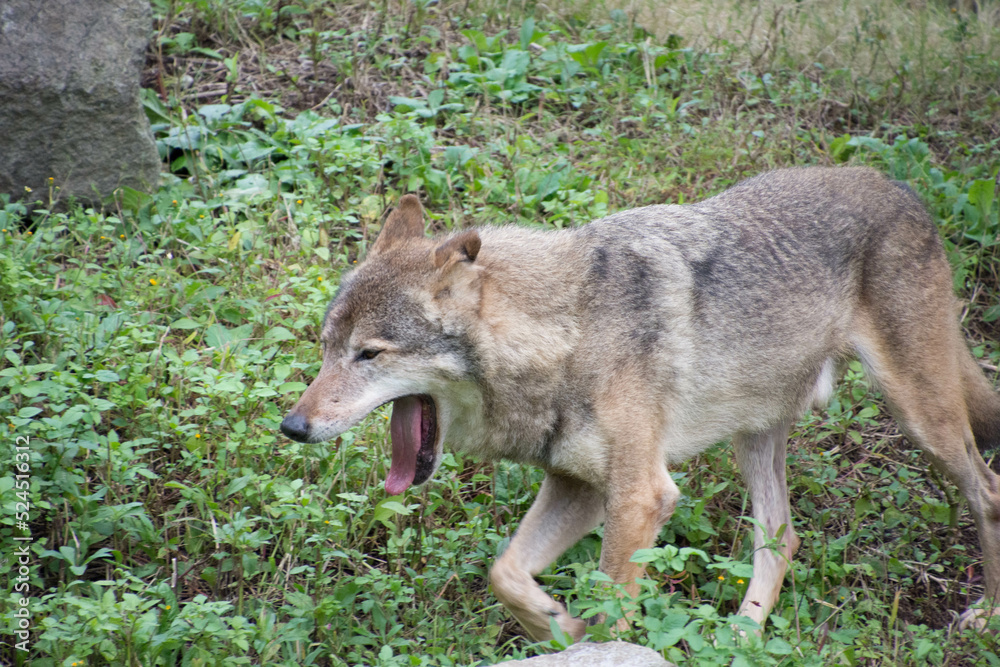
[[386, 396, 422, 495]]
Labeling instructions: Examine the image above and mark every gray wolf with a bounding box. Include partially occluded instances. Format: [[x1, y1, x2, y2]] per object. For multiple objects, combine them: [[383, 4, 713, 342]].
[[280, 167, 1000, 640]]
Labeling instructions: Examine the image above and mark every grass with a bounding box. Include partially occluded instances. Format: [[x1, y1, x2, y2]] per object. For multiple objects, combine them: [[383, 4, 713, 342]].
[[1, 0, 999, 665]]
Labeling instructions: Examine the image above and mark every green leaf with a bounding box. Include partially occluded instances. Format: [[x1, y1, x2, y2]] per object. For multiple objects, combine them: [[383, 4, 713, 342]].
[[968, 178, 995, 226], [519, 17, 536, 51], [428, 88, 445, 110], [461, 29, 488, 53], [854, 495, 873, 519], [90, 398, 116, 412], [568, 41, 607, 67], [389, 96, 426, 113], [500, 50, 530, 77], [547, 615, 569, 650], [630, 548, 659, 563], [535, 169, 564, 202], [376, 500, 412, 515], [264, 326, 296, 342], [118, 187, 152, 213], [225, 475, 255, 497], [984, 303, 1000, 323], [765, 637, 794, 655], [584, 41, 607, 65], [19, 382, 47, 398], [171, 318, 201, 330], [192, 46, 224, 60], [965, 178, 997, 242], [205, 323, 252, 349]]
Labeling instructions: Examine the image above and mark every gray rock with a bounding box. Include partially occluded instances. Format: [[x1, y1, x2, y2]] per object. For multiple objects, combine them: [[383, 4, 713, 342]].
[[0, 0, 161, 206], [501, 641, 675, 666]]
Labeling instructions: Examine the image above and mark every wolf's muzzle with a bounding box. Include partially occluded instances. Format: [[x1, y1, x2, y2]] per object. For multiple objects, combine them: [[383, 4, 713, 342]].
[[280, 413, 310, 442]]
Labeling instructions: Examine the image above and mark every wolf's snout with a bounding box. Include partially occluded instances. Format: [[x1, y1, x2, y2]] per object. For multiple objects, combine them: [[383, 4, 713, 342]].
[[280, 413, 310, 442]]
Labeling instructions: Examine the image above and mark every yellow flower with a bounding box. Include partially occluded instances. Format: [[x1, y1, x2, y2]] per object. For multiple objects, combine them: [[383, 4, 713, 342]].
[[24, 186, 31, 193], [172, 200, 178, 205], [324, 520, 330, 524], [48, 177, 54, 182], [199, 214, 205, 219], [1, 229, 6, 233], [165, 605, 172, 610], [737, 579, 744, 584], [296, 199, 303, 205], [26, 231, 32, 235], [317, 276, 323, 282], [717, 575, 725, 581], [149, 278, 157, 286], [120, 234, 125, 239], [195, 433, 201, 439], [100, 236, 106, 240]]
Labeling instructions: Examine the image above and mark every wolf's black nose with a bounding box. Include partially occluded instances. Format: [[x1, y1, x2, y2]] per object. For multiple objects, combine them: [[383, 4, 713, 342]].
[[280, 413, 309, 441]]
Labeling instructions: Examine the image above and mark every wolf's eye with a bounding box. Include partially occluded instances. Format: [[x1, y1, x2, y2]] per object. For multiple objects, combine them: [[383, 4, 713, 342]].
[[357, 349, 382, 361]]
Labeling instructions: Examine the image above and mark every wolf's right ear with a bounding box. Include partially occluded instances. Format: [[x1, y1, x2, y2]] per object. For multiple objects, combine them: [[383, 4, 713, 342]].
[[371, 195, 425, 254], [433, 230, 481, 269]]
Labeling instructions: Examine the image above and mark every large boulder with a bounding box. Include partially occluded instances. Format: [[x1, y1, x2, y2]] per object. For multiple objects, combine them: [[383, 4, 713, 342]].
[[500, 641, 675, 666], [0, 0, 160, 206]]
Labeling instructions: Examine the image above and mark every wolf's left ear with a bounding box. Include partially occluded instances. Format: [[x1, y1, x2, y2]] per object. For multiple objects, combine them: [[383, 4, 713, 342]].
[[371, 195, 425, 254], [433, 230, 481, 269]]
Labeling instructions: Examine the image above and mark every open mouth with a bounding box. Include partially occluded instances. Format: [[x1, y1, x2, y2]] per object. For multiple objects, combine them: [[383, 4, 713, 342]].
[[385, 394, 438, 495]]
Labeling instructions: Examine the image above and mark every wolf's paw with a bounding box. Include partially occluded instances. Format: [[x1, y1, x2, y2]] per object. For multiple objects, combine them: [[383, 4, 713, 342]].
[[957, 605, 1000, 632], [555, 611, 587, 641]]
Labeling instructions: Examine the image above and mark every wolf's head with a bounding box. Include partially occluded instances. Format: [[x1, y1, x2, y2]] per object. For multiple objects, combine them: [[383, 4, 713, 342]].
[[280, 195, 483, 495]]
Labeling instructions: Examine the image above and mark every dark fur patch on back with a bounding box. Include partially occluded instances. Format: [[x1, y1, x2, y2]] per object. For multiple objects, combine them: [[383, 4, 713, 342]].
[[583, 237, 666, 355], [622, 249, 655, 313], [591, 246, 609, 280]]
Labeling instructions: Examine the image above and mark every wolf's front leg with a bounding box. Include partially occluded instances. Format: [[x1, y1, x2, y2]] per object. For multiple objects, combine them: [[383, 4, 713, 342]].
[[490, 473, 605, 641], [600, 464, 680, 629]]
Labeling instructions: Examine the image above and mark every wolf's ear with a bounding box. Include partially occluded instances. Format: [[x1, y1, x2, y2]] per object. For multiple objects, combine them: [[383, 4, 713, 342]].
[[433, 230, 481, 269], [371, 195, 424, 254]]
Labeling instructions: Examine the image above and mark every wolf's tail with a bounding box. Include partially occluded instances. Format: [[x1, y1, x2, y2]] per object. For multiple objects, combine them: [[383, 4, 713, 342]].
[[963, 353, 1000, 455]]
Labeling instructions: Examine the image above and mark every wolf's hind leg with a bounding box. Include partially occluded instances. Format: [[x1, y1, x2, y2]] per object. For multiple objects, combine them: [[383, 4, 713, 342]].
[[853, 195, 1000, 630], [733, 422, 799, 630], [490, 473, 605, 641], [858, 330, 1000, 632]]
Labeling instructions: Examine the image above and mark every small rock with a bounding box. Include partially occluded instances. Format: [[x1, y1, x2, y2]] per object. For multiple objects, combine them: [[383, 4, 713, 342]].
[[500, 641, 675, 666]]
